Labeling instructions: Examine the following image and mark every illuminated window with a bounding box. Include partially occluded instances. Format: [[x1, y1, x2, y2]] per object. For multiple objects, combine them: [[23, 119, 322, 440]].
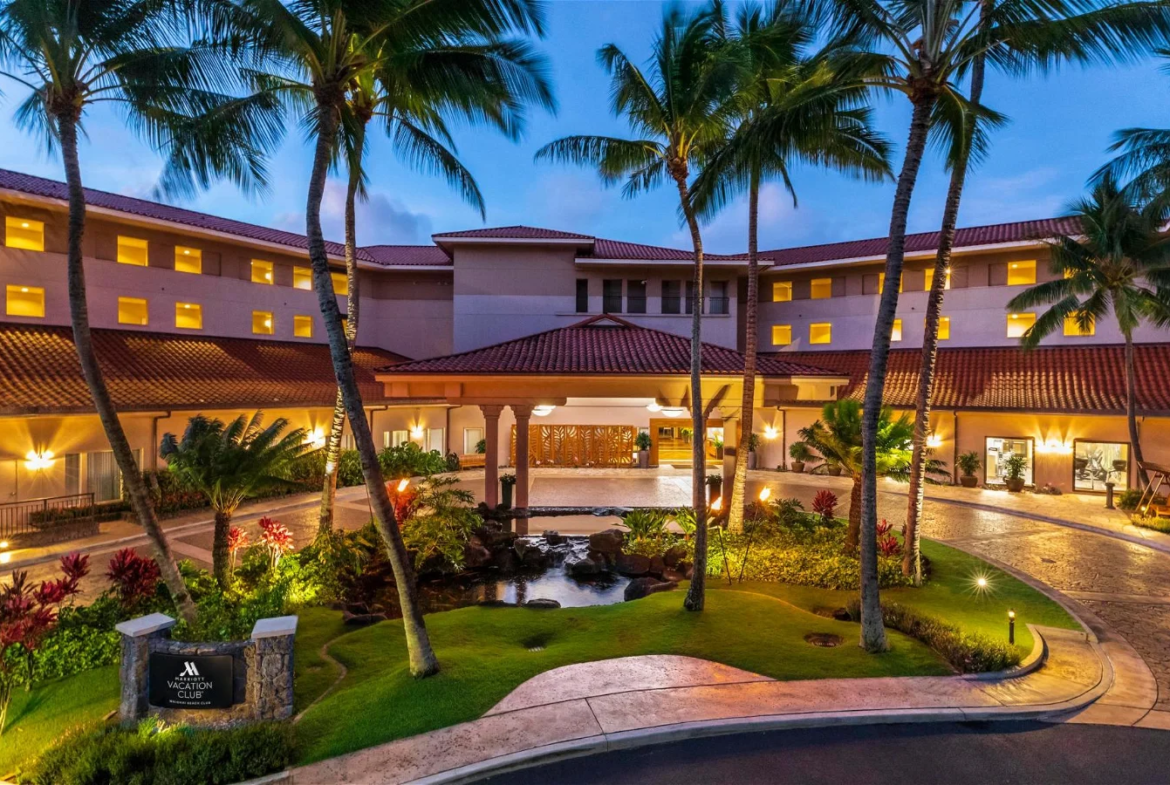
[[174, 246, 202, 274], [1007, 260, 1037, 286], [771, 325, 792, 346], [809, 322, 832, 345], [6, 284, 44, 317], [294, 314, 313, 338], [117, 236, 149, 266], [175, 302, 202, 329], [772, 281, 792, 302], [293, 266, 313, 290], [924, 268, 951, 291], [252, 310, 274, 335], [1007, 312, 1036, 338], [251, 259, 274, 284], [937, 316, 951, 340], [891, 319, 903, 342], [810, 278, 833, 299], [5, 216, 44, 251], [118, 297, 149, 325], [878, 272, 903, 293], [1064, 314, 1095, 336], [331, 271, 349, 296]]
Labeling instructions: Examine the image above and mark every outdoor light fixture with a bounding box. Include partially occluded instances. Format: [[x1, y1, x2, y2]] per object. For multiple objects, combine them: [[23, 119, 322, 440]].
[[0, 541, 8, 550], [976, 577, 988, 589], [926, 432, 943, 448], [24, 450, 55, 471], [410, 424, 425, 439], [646, 402, 662, 413], [759, 487, 772, 502], [305, 428, 326, 450], [533, 405, 556, 417], [710, 497, 723, 512], [970, 572, 994, 596], [763, 426, 778, 440], [661, 407, 685, 418], [1036, 438, 1072, 455], [396, 479, 410, 492], [0, 552, 9, 565], [1008, 609, 1016, 645]]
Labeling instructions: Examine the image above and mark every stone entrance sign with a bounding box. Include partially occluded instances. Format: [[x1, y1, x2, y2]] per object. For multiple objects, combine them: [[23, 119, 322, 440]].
[[115, 612, 296, 728]]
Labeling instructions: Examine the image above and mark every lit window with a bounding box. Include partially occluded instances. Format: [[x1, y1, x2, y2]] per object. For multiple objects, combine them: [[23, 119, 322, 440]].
[[809, 323, 832, 345], [937, 316, 951, 340], [1007, 260, 1037, 286], [891, 319, 903, 342], [1064, 314, 1095, 337], [252, 310, 274, 335], [175, 302, 202, 329], [771, 325, 792, 346], [331, 271, 349, 296], [117, 236, 149, 266], [118, 297, 149, 325], [924, 268, 951, 291], [6, 284, 44, 317], [294, 314, 313, 338], [810, 278, 833, 299], [772, 281, 793, 302], [251, 259, 274, 284], [391, 430, 410, 448], [878, 272, 904, 293], [293, 266, 313, 290], [1007, 312, 1036, 338], [5, 216, 44, 251], [174, 246, 202, 274]]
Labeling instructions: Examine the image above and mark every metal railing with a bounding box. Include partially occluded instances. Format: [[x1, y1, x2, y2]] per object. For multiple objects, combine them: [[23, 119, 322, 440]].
[[0, 492, 96, 541]]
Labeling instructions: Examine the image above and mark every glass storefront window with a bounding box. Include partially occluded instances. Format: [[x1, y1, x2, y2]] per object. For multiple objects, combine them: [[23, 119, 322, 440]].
[[1074, 441, 1129, 492], [985, 437, 1033, 486]]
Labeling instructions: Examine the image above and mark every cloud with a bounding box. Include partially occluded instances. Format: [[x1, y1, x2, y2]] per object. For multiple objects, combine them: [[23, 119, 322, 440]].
[[664, 182, 820, 254], [956, 167, 1067, 225], [272, 178, 435, 244]]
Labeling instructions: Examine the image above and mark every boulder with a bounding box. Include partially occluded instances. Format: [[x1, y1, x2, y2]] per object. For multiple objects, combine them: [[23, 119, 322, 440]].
[[588, 549, 615, 570], [475, 524, 518, 549], [569, 557, 601, 577], [524, 598, 561, 609], [543, 531, 566, 545], [648, 555, 666, 577], [663, 545, 687, 568], [623, 577, 678, 601], [515, 542, 550, 570], [588, 528, 625, 555], [676, 560, 694, 580], [662, 568, 686, 583], [614, 553, 651, 577], [492, 548, 518, 573], [464, 539, 493, 570]]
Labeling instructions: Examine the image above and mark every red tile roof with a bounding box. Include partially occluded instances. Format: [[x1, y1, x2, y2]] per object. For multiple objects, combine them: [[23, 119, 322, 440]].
[[587, 238, 744, 262], [382, 315, 840, 377], [360, 245, 451, 266], [0, 325, 415, 415], [433, 225, 593, 240], [769, 344, 1170, 414], [760, 217, 1082, 267]]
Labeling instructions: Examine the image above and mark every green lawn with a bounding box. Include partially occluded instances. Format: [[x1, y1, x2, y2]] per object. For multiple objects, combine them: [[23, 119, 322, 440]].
[[293, 607, 352, 713], [0, 665, 119, 779]]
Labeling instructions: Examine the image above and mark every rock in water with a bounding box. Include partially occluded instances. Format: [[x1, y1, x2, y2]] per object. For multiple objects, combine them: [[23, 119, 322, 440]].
[[623, 577, 678, 601], [524, 598, 561, 609], [588, 528, 625, 555]]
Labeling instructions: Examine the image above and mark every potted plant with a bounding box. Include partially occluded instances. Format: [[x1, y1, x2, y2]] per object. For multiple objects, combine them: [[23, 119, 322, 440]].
[[747, 432, 760, 470], [500, 473, 517, 508], [1003, 453, 1028, 493], [706, 473, 723, 506], [957, 451, 981, 488], [825, 458, 843, 477], [635, 431, 652, 469], [711, 434, 724, 460], [680, 427, 693, 444], [474, 438, 486, 455], [789, 441, 812, 473]]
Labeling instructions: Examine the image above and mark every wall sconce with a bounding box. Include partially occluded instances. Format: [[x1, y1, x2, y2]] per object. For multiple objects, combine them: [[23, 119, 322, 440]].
[[1036, 438, 1072, 455], [410, 424, 425, 439], [24, 450, 55, 471], [305, 428, 326, 450], [926, 432, 943, 449], [533, 405, 556, 417], [763, 426, 778, 440]]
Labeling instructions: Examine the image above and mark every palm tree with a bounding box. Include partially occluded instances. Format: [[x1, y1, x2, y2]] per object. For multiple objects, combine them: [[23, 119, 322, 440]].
[[693, 0, 891, 532], [241, 0, 551, 676], [1008, 179, 1170, 488], [0, 0, 282, 622], [316, 36, 489, 536], [537, 2, 740, 611], [904, 0, 1170, 585], [160, 413, 310, 588]]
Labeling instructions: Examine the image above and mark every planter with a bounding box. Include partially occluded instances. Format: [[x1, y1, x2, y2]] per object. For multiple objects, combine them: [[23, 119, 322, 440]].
[[637, 450, 649, 469], [960, 475, 978, 488], [501, 482, 514, 509], [1005, 478, 1025, 493], [707, 479, 723, 506], [790, 461, 805, 474], [827, 466, 843, 477], [747, 453, 757, 470], [715, 446, 725, 460]]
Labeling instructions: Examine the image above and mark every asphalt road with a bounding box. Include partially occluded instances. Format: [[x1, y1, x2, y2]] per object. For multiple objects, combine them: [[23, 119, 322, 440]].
[[480, 722, 1170, 785]]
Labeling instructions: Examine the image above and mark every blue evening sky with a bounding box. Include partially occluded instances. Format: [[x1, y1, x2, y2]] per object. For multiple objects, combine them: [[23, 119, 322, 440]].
[[0, 1, 1166, 255]]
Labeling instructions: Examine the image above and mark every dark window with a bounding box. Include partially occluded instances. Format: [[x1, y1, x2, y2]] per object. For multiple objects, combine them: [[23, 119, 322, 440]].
[[709, 281, 729, 314], [685, 280, 696, 314], [627, 279, 647, 314], [575, 279, 589, 313], [662, 280, 682, 314], [603, 279, 623, 313]]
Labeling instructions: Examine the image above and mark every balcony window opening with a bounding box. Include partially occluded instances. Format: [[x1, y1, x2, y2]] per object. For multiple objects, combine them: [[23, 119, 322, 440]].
[[294, 314, 313, 338], [331, 271, 349, 296], [5, 216, 44, 251], [877, 272, 903, 294], [1064, 314, 1095, 337], [117, 236, 149, 267], [627, 279, 647, 314], [662, 280, 681, 314], [251, 259, 274, 284], [809, 322, 832, 345], [6, 284, 44, 317], [602, 279, 623, 314], [709, 281, 729, 315], [293, 266, 313, 290], [175, 302, 202, 330], [810, 278, 833, 299], [118, 297, 149, 326], [937, 315, 951, 340], [1007, 260, 1037, 286], [772, 281, 792, 302], [891, 318, 903, 342], [174, 246, 202, 274], [252, 310, 274, 335], [1074, 441, 1129, 492], [1006, 312, 1036, 338], [771, 324, 792, 346], [575, 278, 589, 313], [924, 268, 951, 291]]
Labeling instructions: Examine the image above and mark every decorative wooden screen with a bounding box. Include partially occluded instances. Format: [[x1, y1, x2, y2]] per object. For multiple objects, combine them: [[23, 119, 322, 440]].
[[510, 425, 637, 467]]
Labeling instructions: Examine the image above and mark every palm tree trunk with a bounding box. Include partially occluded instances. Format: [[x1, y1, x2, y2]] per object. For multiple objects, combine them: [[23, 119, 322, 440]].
[[674, 169, 708, 613], [728, 167, 760, 534], [306, 107, 438, 676], [847, 475, 862, 551], [57, 115, 196, 623], [905, 52, 987, 584], [859, 96, 935, 653], [318, 126, 366, 537], [1125, 331, 1149, 487], [212, 510, 232, 589]]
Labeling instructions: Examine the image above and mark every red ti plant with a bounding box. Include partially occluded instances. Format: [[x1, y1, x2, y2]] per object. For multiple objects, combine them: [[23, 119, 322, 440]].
[[0, 553, 88, 734], [387, 479, 419, 524], [258, 517, 294, 570], [876, 519, 901, 557], [811, 489, 838, 526], [227, 527, 250, 574], [106, 548, 162, 612]]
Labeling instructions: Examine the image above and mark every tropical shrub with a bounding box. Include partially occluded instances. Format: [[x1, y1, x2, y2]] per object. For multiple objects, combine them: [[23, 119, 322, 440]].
[[258, 517, 294, 570], [876, 519, 901, 556], [105, 548, 162, 612], [788, 441, 814, 462], [956, 451, 982, 478], [400, 476, 480, 572], [635, 431, 652, 451], [378, 442, 448, 479], [474, 439, 487, 454], [619, 509, 672, 557], [445, 452, 462, 472], [26, 595, 124, 683], [811, 490, 838, 525], [1118, 489, 1144, 511], [18, 719, 295, 785]]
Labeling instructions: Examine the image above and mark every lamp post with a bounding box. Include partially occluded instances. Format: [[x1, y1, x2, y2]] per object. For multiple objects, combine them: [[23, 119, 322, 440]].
[[1008, 609, 1016, 645]]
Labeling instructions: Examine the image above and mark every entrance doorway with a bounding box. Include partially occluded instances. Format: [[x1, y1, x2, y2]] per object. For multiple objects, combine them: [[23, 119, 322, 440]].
[[649, 418, 723, 468]]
